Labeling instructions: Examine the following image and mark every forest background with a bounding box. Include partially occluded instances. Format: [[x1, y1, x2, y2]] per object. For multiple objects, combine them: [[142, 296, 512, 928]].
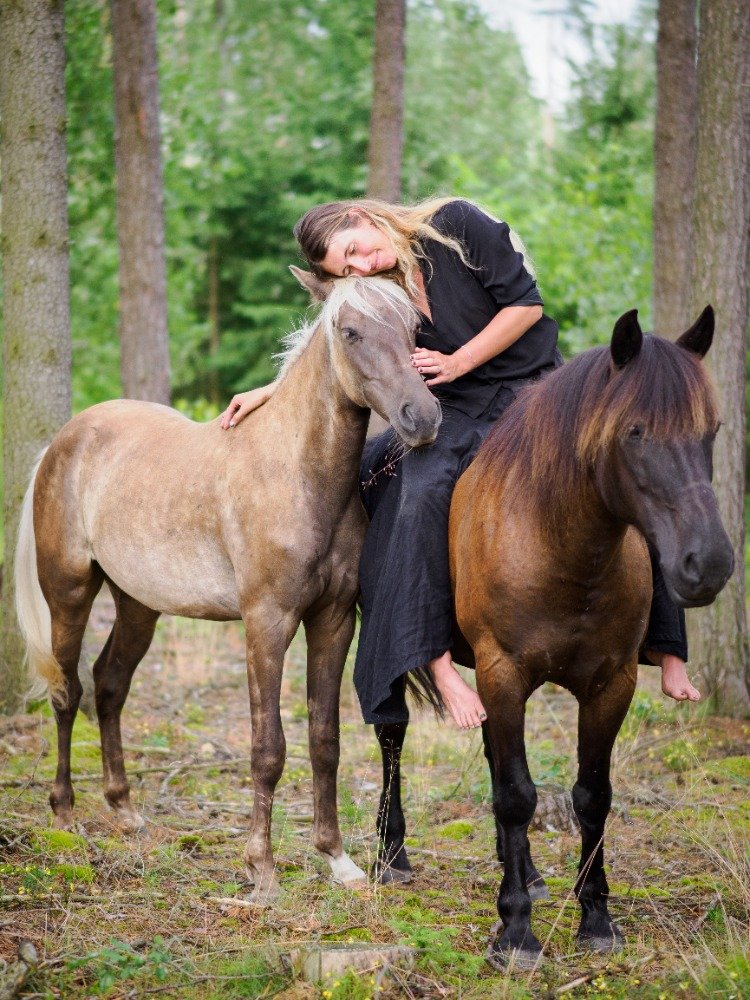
[[38, 0, 655, 414]]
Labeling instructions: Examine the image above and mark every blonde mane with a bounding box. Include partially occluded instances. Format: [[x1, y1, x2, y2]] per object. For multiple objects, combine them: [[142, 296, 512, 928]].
[[275, 276, 418, 380]]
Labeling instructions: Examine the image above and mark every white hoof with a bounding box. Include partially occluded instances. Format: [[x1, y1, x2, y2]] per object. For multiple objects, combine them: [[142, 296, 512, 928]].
[[115, 807, 146, 834], [326, 852, 367, 885]]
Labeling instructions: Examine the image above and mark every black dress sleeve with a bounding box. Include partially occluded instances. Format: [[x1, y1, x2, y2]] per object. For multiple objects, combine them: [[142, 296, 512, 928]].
[[437, 200, 544, 310]]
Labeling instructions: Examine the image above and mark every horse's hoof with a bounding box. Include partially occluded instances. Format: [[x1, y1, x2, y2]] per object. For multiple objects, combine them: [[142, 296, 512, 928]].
[[376, 865, 413, 886], [527, 879, 551, 902], [116, 808, 146, 834], [371, 856, 413, 886], [485, 921, 543, 972], [245, 879, 281, 907], [326, 852, 367, 887], [52, 812, 75, 832], [577, 928, 624, 954]]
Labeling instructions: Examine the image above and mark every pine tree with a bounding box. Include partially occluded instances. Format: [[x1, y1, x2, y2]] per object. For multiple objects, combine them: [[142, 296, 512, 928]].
[[652, 0, 697, 334], [687, 0, 750, 713], [0, 0, 72, 712], [111, 0, 171, 403], [367, 0, 406, 202]]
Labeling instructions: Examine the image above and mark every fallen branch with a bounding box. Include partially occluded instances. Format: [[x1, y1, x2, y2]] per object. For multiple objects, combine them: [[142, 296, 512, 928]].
[[556, 973, 595, 994]]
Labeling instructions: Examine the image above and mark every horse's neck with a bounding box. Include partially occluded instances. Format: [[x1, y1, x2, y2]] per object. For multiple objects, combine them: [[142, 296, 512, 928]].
[[550, 470, 628, 579], [270, 326, 368, 497]]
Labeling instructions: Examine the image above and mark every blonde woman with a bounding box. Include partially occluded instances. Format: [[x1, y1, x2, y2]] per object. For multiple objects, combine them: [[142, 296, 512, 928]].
[[222, 197, 697, 733]]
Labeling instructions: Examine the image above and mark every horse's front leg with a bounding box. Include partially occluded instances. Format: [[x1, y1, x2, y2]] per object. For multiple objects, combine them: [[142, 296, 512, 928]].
[[373, 720, 412, 884], [242, 600, 298, 904], [478, 655, 542, 970], [481, 723, 549, 900], [303, 605, 366, 886], [573, 663, 636, 952]]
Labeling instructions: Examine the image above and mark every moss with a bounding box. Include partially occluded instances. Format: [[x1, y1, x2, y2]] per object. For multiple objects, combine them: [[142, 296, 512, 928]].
[[322, 926, 373, 942], [437, 820, 474, 840], [608, 881, 672, 900], [707, 755, 750, 782], [32, 828, 88, 852], [52, 862, 95, 883]]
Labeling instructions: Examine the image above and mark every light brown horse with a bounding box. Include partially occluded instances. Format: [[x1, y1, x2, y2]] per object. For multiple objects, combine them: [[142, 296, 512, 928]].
[[450, 307, 733, 967], [15, 268, 441, 902]]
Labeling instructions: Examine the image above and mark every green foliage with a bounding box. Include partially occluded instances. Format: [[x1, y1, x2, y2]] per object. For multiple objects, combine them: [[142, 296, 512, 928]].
[[66, 937, 171, 995], [3, 0, 661, 416]]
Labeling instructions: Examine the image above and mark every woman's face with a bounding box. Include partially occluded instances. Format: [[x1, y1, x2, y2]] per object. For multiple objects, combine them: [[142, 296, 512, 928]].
[[320, 216, 398, 278]]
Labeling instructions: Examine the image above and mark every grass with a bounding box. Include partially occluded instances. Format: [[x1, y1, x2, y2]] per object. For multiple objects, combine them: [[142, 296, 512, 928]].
[[0, 594, 748, 998]]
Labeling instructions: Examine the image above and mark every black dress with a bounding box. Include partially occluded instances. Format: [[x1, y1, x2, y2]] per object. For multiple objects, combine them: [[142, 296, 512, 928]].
[[354, 201, 685, 725]]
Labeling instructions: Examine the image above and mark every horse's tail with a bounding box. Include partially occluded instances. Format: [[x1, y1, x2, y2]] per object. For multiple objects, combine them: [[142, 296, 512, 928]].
[[14, 450, 66, 706]]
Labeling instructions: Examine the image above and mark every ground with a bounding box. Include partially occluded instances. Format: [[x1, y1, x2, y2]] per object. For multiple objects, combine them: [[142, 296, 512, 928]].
[[1, 594, 748, 999]]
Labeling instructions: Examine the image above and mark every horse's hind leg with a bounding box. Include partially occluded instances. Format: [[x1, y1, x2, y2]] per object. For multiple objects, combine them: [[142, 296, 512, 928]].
[[303, 606, 366, 886], [573, 663, 636, 953], [373, 721, 412, 884], [94, 584, 160, 832], [46, 569, 104, 830], [481, 723, 548, 900]]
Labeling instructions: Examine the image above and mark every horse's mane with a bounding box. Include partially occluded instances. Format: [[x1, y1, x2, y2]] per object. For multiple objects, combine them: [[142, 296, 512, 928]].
[[474, 334, 719, 526], [275, 276, 417, 380]]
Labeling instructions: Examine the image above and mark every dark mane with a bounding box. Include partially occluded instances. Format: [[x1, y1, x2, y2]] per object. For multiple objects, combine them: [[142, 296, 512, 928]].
[[474, 334, 719, 527]]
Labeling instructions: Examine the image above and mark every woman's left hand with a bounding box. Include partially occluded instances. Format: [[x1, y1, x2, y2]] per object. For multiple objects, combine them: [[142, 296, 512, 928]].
[[410, 347, 471, 387]]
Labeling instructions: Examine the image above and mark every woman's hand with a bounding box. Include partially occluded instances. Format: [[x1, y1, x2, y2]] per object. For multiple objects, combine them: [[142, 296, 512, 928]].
[[410, 347, 472, 387], [220, 384, 275, 429]]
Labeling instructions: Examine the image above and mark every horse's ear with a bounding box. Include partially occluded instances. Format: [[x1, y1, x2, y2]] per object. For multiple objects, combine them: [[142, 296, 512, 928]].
[[610, 309, 643, 369], [289, 265, 332, 302], [676, 305, 714, 358]]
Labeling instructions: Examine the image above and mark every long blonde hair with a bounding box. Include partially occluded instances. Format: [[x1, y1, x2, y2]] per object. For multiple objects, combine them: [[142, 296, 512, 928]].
[[293, 196, 471, 298]]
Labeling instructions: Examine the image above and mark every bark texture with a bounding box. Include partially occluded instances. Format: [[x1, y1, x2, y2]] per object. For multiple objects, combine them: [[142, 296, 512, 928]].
[[111, 0, 171, 403], [652, 0, 697, 335], [687, 0, 750, 713], [0, 0, 71, 711], [367, 0, 406, 203]]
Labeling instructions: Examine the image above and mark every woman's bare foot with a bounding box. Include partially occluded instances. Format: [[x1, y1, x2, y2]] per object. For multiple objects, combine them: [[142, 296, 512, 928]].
[[647, 650, 701, 702], [428, 651, 487, 729]]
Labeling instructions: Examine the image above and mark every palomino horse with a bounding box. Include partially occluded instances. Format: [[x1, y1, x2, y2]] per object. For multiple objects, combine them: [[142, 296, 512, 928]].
[[372, 308, 733, 967], [15, 268, 441, 903]]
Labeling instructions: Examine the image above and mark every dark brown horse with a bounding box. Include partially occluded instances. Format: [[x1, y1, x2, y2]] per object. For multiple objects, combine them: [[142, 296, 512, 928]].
[[373, 308, 734, 968], [15, 269, 441, 903]]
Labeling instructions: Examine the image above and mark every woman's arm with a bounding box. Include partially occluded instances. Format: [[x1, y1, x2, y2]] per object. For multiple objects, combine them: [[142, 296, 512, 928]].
[[411, 304, 542, 387], [220, 381, 277, 429]]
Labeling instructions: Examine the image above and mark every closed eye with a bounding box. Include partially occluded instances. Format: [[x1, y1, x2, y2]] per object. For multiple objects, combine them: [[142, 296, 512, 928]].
[[342, 243, 357, 278]]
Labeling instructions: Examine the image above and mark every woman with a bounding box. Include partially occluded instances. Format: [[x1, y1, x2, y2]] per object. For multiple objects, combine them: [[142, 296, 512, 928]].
[[222, 197, 698, 725]]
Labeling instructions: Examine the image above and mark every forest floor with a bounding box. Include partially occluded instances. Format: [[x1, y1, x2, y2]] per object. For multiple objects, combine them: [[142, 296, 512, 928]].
[[1, 594, 748, 1000]]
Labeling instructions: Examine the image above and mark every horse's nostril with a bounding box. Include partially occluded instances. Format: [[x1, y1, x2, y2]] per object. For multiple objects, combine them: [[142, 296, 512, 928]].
[[682, 551, 700, 583], [399, 403, 416, 431]]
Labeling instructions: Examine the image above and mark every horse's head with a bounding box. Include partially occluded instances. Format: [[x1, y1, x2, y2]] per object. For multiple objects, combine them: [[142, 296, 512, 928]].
[[587, 307, 734, 608], [291, 267, 441, 448]]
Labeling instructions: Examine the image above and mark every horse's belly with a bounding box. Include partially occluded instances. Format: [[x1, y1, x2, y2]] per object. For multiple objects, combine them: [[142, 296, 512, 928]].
[[94, 538, 241, 620]]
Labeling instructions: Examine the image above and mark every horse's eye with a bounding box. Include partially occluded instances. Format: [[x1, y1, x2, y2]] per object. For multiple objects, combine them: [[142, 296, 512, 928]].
[[628, 424, 643, 439], [342, 327, 361, 342]]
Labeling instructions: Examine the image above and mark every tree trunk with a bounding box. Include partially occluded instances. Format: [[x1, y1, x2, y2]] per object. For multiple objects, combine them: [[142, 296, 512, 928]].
[[111, 0, 171, 403], [207, 235, 220, 406], [367, 0, 406, 203], [0, 0, 71, 713], [687, 0, 750, 714], [652, 0, 697, 335]]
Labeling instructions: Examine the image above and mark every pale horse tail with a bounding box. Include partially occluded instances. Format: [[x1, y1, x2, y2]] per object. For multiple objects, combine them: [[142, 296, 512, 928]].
[[14, 449, 66, 705]]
